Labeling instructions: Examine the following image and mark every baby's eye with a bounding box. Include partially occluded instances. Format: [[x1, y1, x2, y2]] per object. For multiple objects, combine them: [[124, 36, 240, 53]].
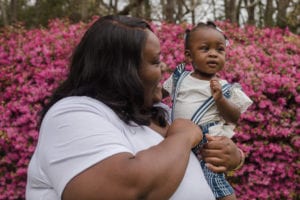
[[217, 47, 225, 52], [200, 46, 209, 51]]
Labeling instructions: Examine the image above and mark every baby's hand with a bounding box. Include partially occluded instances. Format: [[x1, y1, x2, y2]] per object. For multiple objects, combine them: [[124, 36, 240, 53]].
[[210, 78, 222, 101]]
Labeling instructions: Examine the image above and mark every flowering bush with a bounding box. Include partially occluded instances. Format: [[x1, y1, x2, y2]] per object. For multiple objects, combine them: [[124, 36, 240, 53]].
[[0, 17, 299, 199], [0, 19, 89, 199]]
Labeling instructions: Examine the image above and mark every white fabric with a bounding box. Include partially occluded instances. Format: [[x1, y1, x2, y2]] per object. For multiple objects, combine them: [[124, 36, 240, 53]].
[[26, 96, 215, 200], [163, 73, 253, 138]]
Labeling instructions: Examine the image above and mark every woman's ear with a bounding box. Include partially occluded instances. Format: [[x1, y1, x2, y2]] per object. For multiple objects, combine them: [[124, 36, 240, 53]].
[[184, 50, 192, 63]]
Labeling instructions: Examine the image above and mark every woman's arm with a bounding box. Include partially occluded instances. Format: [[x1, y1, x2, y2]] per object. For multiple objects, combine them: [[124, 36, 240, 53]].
[[62, 119, 202, 200], [200, 135, 243, 173]]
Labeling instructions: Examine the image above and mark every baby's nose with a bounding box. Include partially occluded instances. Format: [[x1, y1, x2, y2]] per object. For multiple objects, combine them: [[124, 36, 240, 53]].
[[208, 49, 218, 56]]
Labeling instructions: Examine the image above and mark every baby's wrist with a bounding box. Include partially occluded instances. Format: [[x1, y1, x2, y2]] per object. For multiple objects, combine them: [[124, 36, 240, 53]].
[[215, 95, 226, 103]]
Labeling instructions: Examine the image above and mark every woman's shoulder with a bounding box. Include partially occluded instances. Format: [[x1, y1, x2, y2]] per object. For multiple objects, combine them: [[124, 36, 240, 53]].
[[51, 96, 112, 112], [45, 96, 120, 123]]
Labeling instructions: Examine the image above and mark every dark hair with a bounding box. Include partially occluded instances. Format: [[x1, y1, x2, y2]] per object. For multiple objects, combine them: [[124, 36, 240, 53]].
[[41, 15, 166, 126], [184, 21, 228, 50]]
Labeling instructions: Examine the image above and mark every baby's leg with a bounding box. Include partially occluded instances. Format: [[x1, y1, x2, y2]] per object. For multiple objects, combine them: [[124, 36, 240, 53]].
[[200, 161, 235, 199]]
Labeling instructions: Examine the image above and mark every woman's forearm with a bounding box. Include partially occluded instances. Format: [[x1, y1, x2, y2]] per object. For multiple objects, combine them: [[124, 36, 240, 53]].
[[126, 119, 202, 199], [131, 130, 196, 199], [63, 119, 202, 200]]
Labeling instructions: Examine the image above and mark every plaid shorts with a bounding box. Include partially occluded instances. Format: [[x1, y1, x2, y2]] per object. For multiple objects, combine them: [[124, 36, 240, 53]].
[[193, 121, 234, 198], [200, 160, 234, 198]]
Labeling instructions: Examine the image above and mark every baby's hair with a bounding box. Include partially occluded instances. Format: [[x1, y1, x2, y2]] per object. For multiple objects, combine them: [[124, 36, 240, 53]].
[[184, 21, 229, 50]]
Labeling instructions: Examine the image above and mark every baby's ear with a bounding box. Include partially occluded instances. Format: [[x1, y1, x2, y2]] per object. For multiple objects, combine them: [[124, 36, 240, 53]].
[[184, 50, 192, 63]]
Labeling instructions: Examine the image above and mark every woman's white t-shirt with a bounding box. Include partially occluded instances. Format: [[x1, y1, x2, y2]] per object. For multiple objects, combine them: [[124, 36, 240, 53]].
[[26, 96, 215, 200]]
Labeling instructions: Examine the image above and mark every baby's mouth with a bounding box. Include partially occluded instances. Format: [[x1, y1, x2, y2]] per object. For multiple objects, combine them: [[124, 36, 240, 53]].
[[207, 61, 218, 67]]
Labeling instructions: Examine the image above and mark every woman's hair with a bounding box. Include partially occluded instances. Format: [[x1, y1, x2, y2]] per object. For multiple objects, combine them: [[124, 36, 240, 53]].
[[184, 21, 229, 50], [41, 15, 167, 126]]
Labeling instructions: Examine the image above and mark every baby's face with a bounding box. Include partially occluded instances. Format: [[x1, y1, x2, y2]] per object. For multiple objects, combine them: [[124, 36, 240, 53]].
[[186, 28, 226, 79]]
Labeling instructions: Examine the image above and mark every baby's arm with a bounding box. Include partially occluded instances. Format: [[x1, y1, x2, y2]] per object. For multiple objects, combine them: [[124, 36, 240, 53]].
[[210, 79, 241, 124]]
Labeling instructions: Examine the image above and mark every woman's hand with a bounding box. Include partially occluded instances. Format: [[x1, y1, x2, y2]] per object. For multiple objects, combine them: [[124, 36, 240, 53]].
[[200, 135, 241, 173], [167, 119, 203, 149]]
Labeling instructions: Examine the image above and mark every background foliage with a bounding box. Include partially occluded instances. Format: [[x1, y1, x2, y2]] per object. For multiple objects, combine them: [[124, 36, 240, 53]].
[[0, 0, 299, 33], [0, 17, 299, 199]]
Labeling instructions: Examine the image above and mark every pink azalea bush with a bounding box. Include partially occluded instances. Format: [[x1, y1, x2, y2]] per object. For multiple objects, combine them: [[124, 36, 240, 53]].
[[0, 17, 299, 199], [0, 19, 89, 199]]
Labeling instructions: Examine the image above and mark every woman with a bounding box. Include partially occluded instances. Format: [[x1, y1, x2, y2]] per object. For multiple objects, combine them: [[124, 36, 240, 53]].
[[26, 15, 243, 200]]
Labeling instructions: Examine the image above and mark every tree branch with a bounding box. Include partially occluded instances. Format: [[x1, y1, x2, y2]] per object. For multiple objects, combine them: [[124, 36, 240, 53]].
[[118, 0, 144, 15]]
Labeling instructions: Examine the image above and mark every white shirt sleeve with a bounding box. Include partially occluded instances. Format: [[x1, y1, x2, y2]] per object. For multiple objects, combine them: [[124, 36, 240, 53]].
[[39, 97, 134, 197], [163, 74, 173, 95], [229, 83, 253, 113]]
